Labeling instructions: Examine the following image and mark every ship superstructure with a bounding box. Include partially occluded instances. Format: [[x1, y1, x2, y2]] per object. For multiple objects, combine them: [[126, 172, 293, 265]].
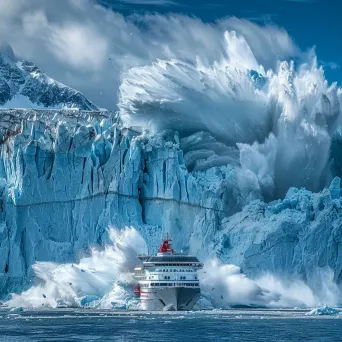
[[133, 235, 203, 311]]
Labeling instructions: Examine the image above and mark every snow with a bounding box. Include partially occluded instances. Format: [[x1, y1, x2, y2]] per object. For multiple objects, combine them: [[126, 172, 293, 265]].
[[0, 49, 98, 110], [7, 227, 145, 309], [4, 95, 62, 110]]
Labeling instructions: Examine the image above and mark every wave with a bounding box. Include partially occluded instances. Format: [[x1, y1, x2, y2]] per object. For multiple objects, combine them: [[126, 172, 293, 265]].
[[119, 30, 341, 201]]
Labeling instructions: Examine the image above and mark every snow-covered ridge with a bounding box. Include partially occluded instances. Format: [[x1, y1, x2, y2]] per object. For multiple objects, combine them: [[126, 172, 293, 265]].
[[0, 45, 98, 110]]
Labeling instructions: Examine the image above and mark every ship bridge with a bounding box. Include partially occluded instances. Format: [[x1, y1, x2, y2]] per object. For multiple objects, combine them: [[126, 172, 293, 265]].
[[143, 254, 202, 267]]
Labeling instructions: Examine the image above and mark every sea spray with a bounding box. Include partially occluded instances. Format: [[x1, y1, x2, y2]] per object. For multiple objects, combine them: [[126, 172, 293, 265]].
[[7, 227, 147, 309], [256, 270, 341, 308], [7, 227, 341, 309], [198, 259, 280, 308], [119, 31, 341, 201]]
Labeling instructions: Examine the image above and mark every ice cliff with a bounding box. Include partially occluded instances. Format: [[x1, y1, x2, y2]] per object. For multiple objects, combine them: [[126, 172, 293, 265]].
[[0, 108, 342, 301]]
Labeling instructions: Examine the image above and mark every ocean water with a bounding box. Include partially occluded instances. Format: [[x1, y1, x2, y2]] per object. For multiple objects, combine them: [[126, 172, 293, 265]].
[[0, 309, 342, 341]]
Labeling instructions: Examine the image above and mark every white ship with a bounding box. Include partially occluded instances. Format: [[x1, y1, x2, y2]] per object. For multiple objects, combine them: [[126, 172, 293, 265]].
[[133, 235, 203, 311]]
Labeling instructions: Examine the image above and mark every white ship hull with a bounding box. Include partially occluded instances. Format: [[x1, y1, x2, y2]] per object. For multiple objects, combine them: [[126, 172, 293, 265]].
[[140, 287, 201, 311]]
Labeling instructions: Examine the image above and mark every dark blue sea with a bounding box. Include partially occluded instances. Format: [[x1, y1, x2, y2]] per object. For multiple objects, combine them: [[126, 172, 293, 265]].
[[0, 308, 341, 341]]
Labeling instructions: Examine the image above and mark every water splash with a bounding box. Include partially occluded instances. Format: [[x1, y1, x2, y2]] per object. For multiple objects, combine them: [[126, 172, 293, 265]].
[[119, 30, 341, 201], [7, 227, 147, 309], [198, 259, 280, 308], [7, 228, 339, 309]]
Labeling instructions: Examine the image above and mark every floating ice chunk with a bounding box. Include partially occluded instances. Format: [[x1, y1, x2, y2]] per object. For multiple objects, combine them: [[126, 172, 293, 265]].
[[306, 306, 340, 316], [111, 302, 127, 310], [78, 295, 100, 307]]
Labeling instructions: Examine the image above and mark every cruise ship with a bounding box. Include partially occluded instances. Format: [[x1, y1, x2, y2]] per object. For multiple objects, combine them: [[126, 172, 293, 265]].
[[133, 235, 203, 311]]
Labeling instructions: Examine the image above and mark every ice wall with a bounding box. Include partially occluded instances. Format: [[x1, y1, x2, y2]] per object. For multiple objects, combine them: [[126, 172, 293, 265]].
[[0, 110, 231, 297], [0, 109, 342, 300], [211, 177, 342, 298]]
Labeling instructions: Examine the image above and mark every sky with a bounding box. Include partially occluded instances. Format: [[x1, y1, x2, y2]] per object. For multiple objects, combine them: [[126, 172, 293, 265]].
[[0, 0, 340, 109], [100, 0, 341, 81]]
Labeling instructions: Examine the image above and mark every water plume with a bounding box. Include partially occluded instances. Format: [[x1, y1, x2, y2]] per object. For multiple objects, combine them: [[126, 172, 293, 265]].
[[8, 230, 340, 310], [7, 227, 147, 309], [119, 30, 342, 201]]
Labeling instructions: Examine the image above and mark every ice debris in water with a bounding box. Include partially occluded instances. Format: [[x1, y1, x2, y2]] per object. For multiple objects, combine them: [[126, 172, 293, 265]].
[[306, 306, 341, 316]]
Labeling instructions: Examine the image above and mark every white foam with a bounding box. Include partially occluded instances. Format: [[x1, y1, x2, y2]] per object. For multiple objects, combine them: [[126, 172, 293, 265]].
[[7, 226, 147, 309], [119, 30, 341, 201], [7, 228, 340, 309]]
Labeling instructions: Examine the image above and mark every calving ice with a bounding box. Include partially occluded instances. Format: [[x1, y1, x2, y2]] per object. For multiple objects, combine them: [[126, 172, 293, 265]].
[[134, 235, 203, 310]]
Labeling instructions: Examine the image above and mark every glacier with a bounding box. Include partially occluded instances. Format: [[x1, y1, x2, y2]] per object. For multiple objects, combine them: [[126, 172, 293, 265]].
[[1, 28, 342, 308], [0, 107, 342, 307]]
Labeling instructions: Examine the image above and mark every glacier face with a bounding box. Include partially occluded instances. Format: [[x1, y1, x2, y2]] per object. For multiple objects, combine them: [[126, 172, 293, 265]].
[[0, 108, 342, 301], [0, 45, 98, 110], [0, 109, 232, 296]]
